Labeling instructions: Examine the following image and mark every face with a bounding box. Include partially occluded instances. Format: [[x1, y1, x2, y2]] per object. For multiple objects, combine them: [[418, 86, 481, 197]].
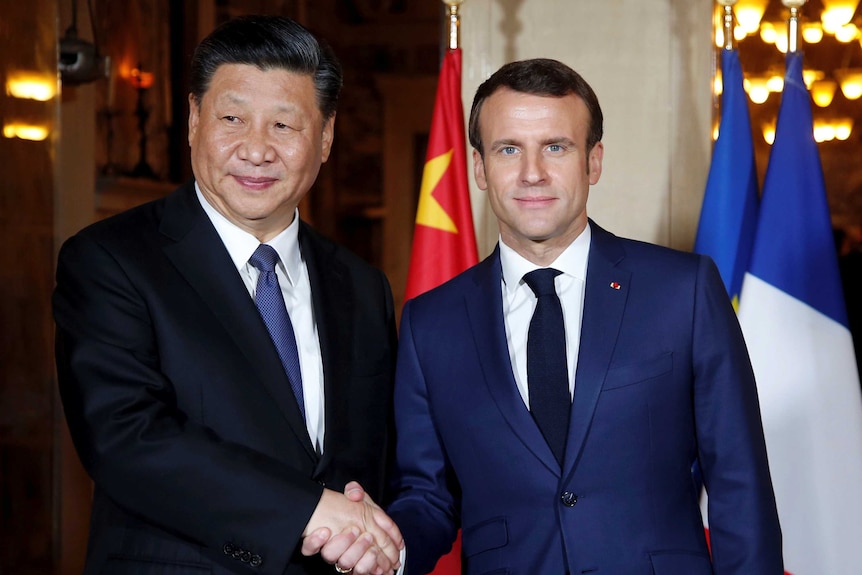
[[188, 63, 334, 242], [473, 88, 603, 264]]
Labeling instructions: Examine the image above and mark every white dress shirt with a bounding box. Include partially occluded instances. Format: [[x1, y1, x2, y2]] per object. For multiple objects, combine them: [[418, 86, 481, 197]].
[[196, 186, 326, 452], [499, 225, 591, 408]]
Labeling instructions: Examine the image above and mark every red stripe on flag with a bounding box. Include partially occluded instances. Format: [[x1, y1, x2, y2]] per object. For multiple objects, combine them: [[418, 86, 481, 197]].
[[403, 47, 476, 575]]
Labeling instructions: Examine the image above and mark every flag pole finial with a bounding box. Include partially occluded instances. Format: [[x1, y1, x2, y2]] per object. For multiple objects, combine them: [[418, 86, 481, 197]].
[[782, 0, 808, 54], [442, 0, 465, 50], [716, 0, 739, 51]]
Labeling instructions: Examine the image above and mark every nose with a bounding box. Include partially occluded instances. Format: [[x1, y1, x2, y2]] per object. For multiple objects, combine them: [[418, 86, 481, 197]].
[[520, 150, 547, 185], [237, 125, 276, 165]]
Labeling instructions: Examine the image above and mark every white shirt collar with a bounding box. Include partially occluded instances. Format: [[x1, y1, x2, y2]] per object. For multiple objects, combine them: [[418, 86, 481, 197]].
[[500, 223, 592, 294], [194, 183, 303, 286]]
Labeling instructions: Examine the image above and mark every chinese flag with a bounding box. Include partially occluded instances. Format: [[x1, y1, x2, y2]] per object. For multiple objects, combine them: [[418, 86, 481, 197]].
[[404, 48, 478, 301], [403, 48, 477, 575]]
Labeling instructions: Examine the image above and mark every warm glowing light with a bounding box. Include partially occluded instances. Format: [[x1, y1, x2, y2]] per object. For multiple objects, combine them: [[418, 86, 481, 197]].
[[760, 21, 778, 43], [713, 123, 720, 142], [821, 3, 859, 34], [735, 0, 769, 35], [129, 67, 155, 89], [803, 69, 824, 89], [811, 79, 838, 107], [802, 22, 824, 43], [763, 123, 776, 145], [814, 121, 836, 142], [3, 122, 50, 141], [766, 74, 784, 92], [6, 73, 56, 101], [734, 26, 748, 41], [747, 78, 770, 104], [716, 26, 725, 48], [714, 70, 723, 96], [835, 118, 854, 140], [836, 68, 862, 99], [835, 23, 859, 42]]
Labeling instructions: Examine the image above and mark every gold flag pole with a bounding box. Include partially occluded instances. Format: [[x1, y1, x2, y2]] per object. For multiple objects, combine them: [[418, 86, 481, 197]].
[[443, 0, 465, 50], [716, 0, 739, 51], [782, 0, 808, 54]]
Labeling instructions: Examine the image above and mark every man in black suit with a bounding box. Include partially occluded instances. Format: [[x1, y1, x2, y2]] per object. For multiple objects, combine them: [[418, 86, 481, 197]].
[[54, 15, 402, 575]]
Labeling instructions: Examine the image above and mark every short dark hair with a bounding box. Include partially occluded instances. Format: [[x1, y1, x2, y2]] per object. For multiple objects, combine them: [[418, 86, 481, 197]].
[[189, 15, 342, 120], [468, 58, 603, 156]]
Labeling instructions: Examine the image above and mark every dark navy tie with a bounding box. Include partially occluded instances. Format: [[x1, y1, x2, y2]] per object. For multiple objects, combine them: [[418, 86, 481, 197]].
[[249, 244, 305, 420], [524, 268, 570, 466]]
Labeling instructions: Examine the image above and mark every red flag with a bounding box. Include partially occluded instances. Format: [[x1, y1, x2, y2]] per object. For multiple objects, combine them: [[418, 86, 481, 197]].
[[403, 48, 477, 575], [404, 48, 478, 301]]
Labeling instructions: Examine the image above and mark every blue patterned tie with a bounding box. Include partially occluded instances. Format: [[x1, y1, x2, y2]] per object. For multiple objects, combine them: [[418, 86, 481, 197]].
[[249, 244, 305, 420], [524, 268, 570, 466]]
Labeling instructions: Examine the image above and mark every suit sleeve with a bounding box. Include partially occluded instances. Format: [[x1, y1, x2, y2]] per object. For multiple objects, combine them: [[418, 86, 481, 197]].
[[386, 300, 460, 574], [691, 256, 784, 573], [53, 233, 323, 574]]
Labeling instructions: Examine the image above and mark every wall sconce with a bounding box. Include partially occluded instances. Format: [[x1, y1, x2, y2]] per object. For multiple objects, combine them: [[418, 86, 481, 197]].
[[836, 67, 862, 99], [811, 79, 839, 106], [835, 118, 854, 140], [3, 123, 50, 142], [802, 68, 824, 88], [6, 73, 56, 101], [128, 64, 157, 179]]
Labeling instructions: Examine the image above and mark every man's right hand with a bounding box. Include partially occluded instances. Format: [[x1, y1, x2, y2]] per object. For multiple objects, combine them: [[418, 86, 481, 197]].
[[302, 484, 403, 574]]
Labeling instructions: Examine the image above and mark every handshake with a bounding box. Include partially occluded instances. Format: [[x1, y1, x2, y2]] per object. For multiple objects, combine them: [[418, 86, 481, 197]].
[[301, 481, 404, 575]]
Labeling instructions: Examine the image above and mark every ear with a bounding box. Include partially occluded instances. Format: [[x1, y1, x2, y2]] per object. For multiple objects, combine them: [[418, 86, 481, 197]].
[[187, 94, 199, 147], [320, 114, 335, 163], [588, 141, 604, 185], [472, 148, 488, 190]]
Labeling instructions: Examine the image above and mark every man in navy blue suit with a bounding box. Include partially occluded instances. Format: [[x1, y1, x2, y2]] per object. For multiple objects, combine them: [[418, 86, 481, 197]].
[[385, 58, 783, 574]]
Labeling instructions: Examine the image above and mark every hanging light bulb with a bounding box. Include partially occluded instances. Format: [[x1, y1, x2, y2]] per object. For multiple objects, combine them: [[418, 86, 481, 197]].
[[802, 21, 825, 43], [811, 79, 838, 106], [747, 77, 771, 104], [821, 0, 860, 34], [735, 0, 770, 35], [835, 23, 859, 42]]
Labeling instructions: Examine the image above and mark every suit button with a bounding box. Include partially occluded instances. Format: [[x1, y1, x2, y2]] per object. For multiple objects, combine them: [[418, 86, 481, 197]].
[[241, 551, 252, 563], [561, 491, 578, 507], [223, 543, 235, 556], [250, 554, 263, 567]]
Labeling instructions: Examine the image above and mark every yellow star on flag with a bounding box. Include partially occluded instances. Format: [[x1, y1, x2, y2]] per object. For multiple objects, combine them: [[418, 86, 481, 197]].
[[415, 149, 458, 233]]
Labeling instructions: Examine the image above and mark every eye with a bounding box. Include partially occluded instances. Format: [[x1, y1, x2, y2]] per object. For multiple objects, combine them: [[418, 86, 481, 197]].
[[547, 143, 564, 152], [275, 122, 288, 130], [500, 146, 518, 155], [222, 115, 240, 123]]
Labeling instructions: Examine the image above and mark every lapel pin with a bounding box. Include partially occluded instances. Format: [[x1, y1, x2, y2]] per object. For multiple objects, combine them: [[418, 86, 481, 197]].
[[609, 282, 621, 290]]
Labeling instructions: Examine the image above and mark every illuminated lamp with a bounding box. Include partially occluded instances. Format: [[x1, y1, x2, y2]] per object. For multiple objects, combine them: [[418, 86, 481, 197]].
[[811, 79, 838, 107]]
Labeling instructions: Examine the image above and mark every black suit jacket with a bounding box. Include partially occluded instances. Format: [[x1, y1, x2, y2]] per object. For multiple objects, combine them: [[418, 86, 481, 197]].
[[53, 181, 397, 575]]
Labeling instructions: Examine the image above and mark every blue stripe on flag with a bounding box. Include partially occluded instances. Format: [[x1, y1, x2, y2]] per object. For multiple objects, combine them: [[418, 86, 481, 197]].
[[695, 48, 759, 304], [747, 52, 848, 326]]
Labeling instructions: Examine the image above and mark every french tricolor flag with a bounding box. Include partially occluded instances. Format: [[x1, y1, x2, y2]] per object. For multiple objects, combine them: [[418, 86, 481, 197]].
[[738, 51, 862, 574]]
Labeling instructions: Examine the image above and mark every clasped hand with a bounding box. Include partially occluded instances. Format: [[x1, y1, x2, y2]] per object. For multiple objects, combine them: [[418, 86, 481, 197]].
[[302, 482, 403, 575]]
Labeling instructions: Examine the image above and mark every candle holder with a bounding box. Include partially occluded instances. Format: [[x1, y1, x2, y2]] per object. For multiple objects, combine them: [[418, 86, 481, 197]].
[[128, 64, 157, 179]]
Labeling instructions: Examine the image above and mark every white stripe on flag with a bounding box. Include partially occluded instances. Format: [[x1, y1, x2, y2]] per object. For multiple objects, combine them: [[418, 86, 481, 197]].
[[739, 273, 862, 574]]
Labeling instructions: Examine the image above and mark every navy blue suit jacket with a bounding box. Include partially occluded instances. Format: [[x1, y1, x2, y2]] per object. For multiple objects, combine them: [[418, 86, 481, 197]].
[[53, 181, 397, 575], [387, 221, 782, 575]]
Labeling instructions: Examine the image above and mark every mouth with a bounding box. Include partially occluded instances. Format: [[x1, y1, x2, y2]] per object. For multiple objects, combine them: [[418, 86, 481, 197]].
[[233, 175, 278, 190], [516, 196, 557, 207]]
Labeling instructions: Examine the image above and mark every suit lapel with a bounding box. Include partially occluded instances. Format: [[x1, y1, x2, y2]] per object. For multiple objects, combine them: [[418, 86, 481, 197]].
[[466, 248, 560, 475], [563, 221, 630, 479], [298, 224, 351, 475], [160, 183, 316, 459]]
